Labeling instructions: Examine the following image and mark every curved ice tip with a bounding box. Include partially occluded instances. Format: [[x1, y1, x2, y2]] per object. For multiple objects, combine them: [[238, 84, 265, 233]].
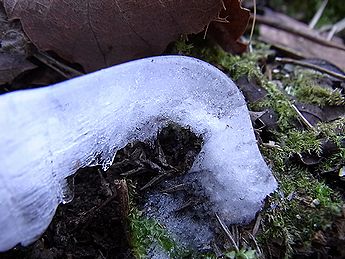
[[0, 55, 277, 251]]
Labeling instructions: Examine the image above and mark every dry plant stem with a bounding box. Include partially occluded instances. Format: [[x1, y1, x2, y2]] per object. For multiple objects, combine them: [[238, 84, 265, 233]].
[[33, 51, 83, 79], [309, 0, 328, 29], [113, 179, 131, 248], [276, 57, 345, 81], [248, 0, 256, 51], [248, 232, 262, 256], [161, 183, 187, 193], [71, 195, 117, 232], [212, 241, 223, 257], [139, 172, 171, 191], [253, 15, 345, 52], [114, 179, 129, 221], [215, 213, 239, 253], [252, 213, 261, 236], [327, 26, 338, 41], [332, 18, 345, 34], [326, 18, 345, 40], [291, 103, 315, 130]]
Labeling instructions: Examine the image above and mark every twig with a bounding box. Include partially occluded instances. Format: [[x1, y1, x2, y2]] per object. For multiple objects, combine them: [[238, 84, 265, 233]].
[[140, 171, 172, 191], [253, 14, 345, 52], [291, 103, 315, 130], [275, 57, 345, 81], [215, 213, 239, 253], [72, 195, 117, 232], [309, 0, 328, 29], [175, 198, 199, 212], [248, 232, 263, 257], [232, 225, 240, 248], [34, 51, 83, 79], [252, 213, 261, 236], [248, 0, 256, 51], [326, 18, 345, 40], [161, 183, 187, 193], [327, 26, 338, 41]]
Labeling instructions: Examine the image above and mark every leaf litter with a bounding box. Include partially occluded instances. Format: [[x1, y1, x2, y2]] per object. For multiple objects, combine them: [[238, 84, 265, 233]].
[[1, 0, 345, 258]]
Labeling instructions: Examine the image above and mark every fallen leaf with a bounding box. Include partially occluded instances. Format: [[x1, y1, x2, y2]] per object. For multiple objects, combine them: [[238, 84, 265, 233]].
[[0, 4, 29, 57], [236, 76, 267, 103], [209, 0, 250, 54], [295, 102, 345, 125], [258, 9, 345, 71], [3, 0, 225, 72], [0, 4, 35, 85]]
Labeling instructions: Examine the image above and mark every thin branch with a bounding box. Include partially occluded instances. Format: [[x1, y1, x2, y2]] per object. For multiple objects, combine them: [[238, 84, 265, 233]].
[[215, 213, 239, 252], [309, 0, 328, 29], [291, 103, 315, 131], [253, 14, 345, 52], [248, 0, 256, 51], [326, 18, 345, 40], [275, 57, 345, 81], [34, 51, 83, 79]]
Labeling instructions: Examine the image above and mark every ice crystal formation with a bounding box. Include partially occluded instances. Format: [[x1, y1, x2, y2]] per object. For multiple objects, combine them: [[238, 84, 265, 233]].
[[0, 56, 277, 251]]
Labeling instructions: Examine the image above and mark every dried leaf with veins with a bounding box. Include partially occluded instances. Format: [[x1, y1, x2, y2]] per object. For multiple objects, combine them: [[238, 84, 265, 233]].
[[3, 0, 225, 71], [209, 0, 250, 54]]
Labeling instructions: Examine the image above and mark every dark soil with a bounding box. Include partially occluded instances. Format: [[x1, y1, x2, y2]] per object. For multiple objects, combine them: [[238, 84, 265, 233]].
[[0, 125, 202, 259], [0, 166, 132, 259]]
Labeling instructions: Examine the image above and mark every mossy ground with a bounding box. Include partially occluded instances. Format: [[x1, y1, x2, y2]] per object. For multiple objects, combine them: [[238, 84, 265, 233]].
[[159, 38, 344, 258]]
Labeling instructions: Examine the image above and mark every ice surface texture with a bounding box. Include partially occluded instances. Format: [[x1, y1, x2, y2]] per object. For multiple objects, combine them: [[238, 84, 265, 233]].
[[0, 56, 277, 251]]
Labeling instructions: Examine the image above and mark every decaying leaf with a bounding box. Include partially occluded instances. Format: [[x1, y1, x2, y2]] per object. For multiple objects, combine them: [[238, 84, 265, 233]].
[[295, 102, 345, 125], [0, 4, 28, 56], [209, 0, 250, 54], [0, 4, 36, 85], [260, 10, 345, 70], [3, 0, 226, 72], [258, 9, 345, 71], [236, 76, 267, 103]]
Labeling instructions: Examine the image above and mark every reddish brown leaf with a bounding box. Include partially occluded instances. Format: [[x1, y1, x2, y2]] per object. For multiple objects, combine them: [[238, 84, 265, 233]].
[[209, 0, 250, 54], [3, 0, 225, 72], [258, 9, 345, 71]]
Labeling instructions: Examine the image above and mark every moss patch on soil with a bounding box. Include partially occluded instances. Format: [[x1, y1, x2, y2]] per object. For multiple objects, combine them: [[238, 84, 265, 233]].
[[170, 38, 345, 258]]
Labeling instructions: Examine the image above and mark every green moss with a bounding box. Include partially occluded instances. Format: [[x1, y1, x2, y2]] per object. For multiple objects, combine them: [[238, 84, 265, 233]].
[[288, 72, 345, 107], [259, 147, 342, 257], [171, 39, 297, 131], [281, 130, 322, 155], [129, 207, 179, 258], [172, 38, 194, 55], [295, 85, 344, 107], [169, 39, 344, 258], [258, 119, 344, 257], [316, 119, 345, 172], [316, 118, 345, 145], [255, 81, 297, 131], [170, 39, 272, 80], [193, 43, 297, 131], [126, 180, 184, 258], [202, 248, 258, 259]]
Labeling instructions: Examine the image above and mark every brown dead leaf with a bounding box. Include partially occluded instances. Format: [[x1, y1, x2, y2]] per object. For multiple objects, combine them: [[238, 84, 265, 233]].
[[258, 9, 345, 71], [3, 0, 225, 72], [295, 102, 345, 125], [0, 4, 29, 56], [236, 76, 267, 103], [209, 0, 250, 54], [0, 5, 36, 85]]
